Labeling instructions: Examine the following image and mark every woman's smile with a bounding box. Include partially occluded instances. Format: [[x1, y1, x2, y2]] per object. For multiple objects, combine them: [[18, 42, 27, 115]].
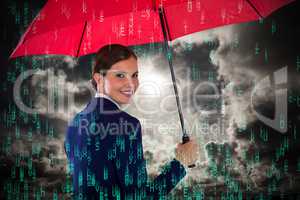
[[120, 89, 134, 98]]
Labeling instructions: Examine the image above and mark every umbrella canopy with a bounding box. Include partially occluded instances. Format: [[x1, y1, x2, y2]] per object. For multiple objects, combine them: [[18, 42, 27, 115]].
[[10, 0, 294, 58]]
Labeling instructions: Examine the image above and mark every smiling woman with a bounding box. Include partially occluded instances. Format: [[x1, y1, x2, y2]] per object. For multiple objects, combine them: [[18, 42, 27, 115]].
[[64, 44, 199, 200]]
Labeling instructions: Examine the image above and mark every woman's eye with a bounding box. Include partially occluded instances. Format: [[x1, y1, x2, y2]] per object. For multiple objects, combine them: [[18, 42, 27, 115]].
[[116, 73, 125, 78]]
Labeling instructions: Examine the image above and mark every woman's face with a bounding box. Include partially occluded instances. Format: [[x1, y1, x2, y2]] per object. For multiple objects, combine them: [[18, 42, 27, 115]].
[[95, 56, 139, 105]]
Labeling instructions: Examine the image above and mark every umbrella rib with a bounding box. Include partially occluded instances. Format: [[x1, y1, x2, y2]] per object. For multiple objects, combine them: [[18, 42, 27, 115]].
[[152, 0, 157, 11], [76, 21, 87, 57], [245, 0, 264, 18]]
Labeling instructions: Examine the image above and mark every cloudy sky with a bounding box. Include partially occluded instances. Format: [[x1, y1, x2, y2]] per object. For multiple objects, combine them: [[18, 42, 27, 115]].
[[0, 0, 299, 199]]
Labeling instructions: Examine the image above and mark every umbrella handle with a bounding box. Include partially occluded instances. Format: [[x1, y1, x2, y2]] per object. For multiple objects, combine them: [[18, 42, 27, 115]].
[[182, 134, 196, 168]]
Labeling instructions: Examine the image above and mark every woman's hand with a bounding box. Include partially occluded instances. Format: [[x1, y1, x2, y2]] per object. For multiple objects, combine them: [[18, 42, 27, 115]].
[[175, 138, 199, 168]]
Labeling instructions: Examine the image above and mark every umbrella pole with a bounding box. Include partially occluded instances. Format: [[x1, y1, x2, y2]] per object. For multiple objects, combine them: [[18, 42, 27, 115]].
[[158, 7, 192, 145]]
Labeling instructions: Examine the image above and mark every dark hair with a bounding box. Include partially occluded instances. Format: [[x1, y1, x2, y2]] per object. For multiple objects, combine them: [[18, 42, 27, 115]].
[[91, 44, 137, 90]]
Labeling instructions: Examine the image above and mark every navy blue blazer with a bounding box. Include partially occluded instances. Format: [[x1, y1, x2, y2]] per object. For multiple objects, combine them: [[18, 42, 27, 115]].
[[64, 97, 186, 200]]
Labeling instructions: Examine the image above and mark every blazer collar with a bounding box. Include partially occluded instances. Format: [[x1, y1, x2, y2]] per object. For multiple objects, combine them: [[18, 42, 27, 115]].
[[80, 96, 121, 117], [94, 92, 121, 110]]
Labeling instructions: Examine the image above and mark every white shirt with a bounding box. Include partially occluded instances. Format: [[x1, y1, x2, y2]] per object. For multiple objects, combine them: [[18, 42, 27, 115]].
[[95, 92, 121, 110]]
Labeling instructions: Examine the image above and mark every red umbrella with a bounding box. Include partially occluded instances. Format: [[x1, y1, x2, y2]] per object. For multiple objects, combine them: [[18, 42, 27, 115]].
[[10, 0, 294, 58], [10, 0, 295, 166]]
